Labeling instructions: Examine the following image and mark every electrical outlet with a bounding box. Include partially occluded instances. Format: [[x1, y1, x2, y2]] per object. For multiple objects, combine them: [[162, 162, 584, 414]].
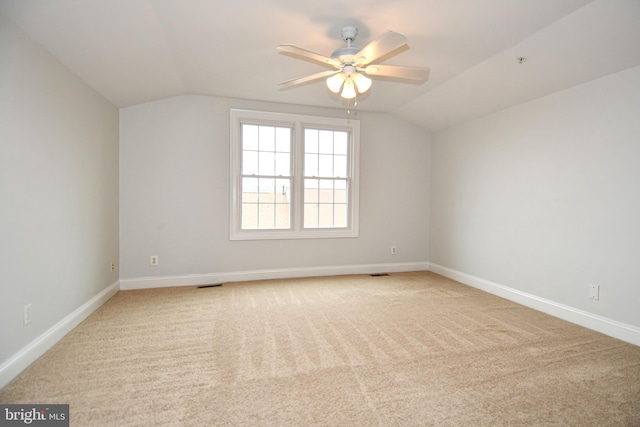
[[589, 284, 599, 300], [111, 261, 115, 272], [391, 246, 397, 255], [150, 255, 159, 266], [23, 304, 32, 326]]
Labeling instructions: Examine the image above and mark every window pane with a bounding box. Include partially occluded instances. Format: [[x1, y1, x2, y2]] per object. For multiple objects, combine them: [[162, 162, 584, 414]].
[[274, 178, 290, 228], [258, 178, 275, 203], [241, 177, 290, 231], [242, 177, 259, 202], [318, 180, 334, 203], [334, 204, 348, 227], [318, 204, 333, 227], [334, 179, 347, 203], [319, 154, 333, 177], [275, 127, 291, 152], [242, 204, 258, 229], [304, 203, 318, 228], [319, 130, 333, 154], [303, 128, 351, 233], [305, 129, 318, 153], [241, 124, 291, 230], [319, 179, 333, 189], [305, 154, 318, 177], [334, 155, 347, 178], [304, 188, 318, 203], [242, 150, 258, 175], [276, 178, 290, 202], [334, 132, 348, 155], [258, 151, 275, 176], [275, 203, 290, 229], [243, 125, 259, 151], [258, 204, 275, 229], [275, 152, 290, 176], [304, 178, 318, 202], [259, 126, 275, 151]]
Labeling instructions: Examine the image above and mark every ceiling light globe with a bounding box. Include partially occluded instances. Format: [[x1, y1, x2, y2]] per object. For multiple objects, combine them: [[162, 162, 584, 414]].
[[341, 79, 357, 99], [326, 74, 345, 93], [353, 73, 372, 93]]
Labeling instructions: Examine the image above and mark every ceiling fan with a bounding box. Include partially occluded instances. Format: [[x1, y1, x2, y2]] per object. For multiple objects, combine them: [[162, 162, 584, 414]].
[[277, 26, 429, 101]]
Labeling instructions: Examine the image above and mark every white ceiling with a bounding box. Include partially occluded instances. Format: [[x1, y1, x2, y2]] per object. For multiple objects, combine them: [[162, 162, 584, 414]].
[[1, 0, 639, 131]]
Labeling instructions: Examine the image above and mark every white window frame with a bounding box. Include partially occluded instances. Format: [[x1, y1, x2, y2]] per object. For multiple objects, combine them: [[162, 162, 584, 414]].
[[230, 109, 360, 240]]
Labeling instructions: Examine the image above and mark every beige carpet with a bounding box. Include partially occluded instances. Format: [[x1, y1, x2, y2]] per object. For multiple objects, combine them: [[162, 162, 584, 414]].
[[1, 272, 639, 426]]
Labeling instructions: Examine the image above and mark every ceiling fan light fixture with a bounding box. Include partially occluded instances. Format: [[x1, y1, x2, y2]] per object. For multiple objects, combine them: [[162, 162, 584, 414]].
[[353, 73, 372, 93], [341, 79, 357, 99], [326, 73, 345, 93], [327, 70, 371, 99]]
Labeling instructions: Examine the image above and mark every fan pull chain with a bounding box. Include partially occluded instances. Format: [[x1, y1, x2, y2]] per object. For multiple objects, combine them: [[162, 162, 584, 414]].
[[347, 95, 358, 115]]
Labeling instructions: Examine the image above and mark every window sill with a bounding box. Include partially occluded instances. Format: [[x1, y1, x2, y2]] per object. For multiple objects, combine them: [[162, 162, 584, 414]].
[[230, 228, 359, 241]]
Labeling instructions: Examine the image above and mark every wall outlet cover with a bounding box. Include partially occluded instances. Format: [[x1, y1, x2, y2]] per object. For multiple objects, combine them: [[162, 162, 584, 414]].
[[23, 304, 32, 326]]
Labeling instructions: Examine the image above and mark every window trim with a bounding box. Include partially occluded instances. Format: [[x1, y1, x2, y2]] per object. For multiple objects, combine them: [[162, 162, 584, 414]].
[[230, 109, 360, 240]]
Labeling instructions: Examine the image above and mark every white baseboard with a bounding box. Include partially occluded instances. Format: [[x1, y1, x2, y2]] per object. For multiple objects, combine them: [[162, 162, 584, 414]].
[[8, 262, 634, 390], [428, 263, 640, 347], [119, 262, 430, 290], [0, 281, 120, 390]]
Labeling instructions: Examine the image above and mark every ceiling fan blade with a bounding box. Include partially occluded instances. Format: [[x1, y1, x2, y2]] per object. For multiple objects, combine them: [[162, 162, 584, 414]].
[[277, 44, 342, 68], [354, 31, 408, 66], [278, 70, 339, 88], [364, 64, 430, 81]]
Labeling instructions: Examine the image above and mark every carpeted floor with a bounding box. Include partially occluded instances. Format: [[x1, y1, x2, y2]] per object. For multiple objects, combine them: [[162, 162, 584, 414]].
[[1, 271, 639, 426]]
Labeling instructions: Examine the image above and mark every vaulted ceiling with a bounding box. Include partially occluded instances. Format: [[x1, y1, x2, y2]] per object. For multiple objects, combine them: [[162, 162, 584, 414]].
[[1, 0, 639, 131]]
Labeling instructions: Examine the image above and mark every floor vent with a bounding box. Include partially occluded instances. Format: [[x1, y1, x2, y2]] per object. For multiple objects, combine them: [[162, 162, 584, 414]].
[[370, 273, 390, 277], [197, 284, 223, 289]]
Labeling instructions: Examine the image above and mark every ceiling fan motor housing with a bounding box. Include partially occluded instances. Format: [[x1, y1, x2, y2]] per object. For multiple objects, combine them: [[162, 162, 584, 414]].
[[342, 65, 357, 77], [331, 46, 360, 63]]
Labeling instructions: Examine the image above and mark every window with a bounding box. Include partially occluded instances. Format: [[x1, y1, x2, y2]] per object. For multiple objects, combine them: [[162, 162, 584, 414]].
[[230, 109, 359, 240]]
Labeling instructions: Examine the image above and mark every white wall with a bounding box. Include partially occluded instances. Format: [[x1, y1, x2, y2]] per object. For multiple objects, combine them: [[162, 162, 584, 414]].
[[430, 65, 640, 332], [119, 96, 430, 286], [0, 14, 119, 383]]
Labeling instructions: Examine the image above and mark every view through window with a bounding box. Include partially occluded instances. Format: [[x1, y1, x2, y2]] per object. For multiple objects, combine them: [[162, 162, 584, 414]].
[[240, 124, 292, 230], [303, 128, 349, 228], [230, 110, 359, 240]]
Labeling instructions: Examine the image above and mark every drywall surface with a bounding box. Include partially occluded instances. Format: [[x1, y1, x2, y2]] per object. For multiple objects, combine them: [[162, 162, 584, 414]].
[[119, 96, 430, 280], [0, 14, 119, 364], [430, 65, 640, 328]]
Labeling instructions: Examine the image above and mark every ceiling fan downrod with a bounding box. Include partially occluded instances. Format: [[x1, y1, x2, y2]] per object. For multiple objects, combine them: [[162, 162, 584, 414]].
[[332, 27, 361, 62]]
